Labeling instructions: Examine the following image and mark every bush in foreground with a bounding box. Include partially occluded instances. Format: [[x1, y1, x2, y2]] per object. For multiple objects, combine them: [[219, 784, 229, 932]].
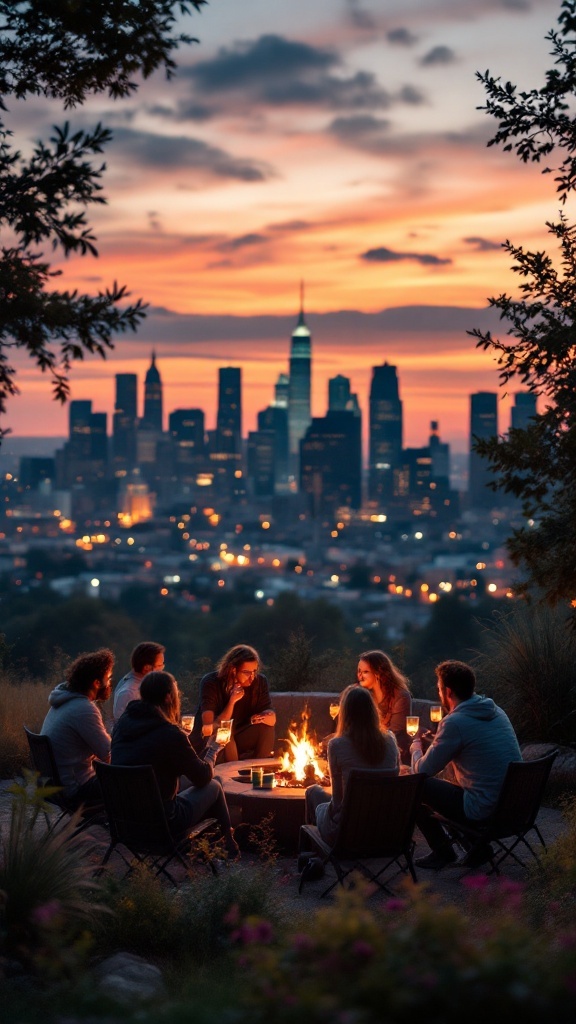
[[232, 879, 576, 1024]]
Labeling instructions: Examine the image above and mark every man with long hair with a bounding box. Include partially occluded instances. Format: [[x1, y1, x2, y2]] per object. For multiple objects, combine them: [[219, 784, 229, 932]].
[[41, 648, 114, 809], [190, 644, 276, 762]]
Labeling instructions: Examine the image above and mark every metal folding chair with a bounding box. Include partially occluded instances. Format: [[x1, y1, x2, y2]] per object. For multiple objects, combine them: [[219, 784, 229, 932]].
[[24, 725, 105, 833], [299, 769, 426, 897], [433, 750, 558, 874], [94, 761, 219, 885]]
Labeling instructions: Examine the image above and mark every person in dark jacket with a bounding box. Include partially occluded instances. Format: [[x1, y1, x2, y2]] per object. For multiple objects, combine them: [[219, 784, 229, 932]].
[[190, 644, 275, 762], [112, 670, 239, 858]]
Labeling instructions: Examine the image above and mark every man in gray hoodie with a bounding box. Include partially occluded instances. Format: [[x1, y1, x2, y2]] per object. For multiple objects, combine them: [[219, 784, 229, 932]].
[[41, 648, 114, 810], [412, 659, 521, 869]]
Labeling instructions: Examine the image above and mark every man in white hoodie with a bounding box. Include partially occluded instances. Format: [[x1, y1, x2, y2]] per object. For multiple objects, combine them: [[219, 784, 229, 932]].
[[412, 659, 521, 869], [41, 648, 114, 810]]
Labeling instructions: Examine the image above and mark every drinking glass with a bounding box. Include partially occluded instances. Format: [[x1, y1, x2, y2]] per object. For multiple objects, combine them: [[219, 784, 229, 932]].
[[329, 702, 340, 720], [216, 719, 233, 744], [181, 714, 195, 733], [430, 705, 443, 724], [406, 715, 420, 738]]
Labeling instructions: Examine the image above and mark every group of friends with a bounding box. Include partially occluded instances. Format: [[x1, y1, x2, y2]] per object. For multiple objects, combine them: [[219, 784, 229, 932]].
[[39, 642, 521, 871]]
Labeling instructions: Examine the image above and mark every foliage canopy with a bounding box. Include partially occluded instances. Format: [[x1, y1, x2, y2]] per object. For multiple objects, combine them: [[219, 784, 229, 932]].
[[0, 1, 206, 436], [471, 0, 576, 615]]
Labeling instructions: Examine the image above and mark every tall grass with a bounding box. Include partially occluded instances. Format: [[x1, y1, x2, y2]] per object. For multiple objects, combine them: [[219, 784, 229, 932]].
[[475, 603, 576, 744], [0, 670, 54, 777]]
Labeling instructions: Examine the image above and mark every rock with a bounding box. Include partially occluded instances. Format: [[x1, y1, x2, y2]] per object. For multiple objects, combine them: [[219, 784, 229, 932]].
[[93, 952, 165, 1004]]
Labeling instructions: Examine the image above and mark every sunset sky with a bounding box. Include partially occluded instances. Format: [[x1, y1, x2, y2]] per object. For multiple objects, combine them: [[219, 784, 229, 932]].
[[5, 0, 563, 450]]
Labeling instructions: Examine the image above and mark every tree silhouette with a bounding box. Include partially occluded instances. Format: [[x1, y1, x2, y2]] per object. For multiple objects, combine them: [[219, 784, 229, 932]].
[[471, 0, 576, 618], [0, 1, 206, 437]]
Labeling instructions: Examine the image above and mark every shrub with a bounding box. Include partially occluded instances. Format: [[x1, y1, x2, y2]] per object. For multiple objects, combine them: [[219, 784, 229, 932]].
[[96, 859, 285, 967], [0, 773, 107, 974], [528, 794, 576, 919], [233, 880, 576, 1024], [474, 603, 576, 743]]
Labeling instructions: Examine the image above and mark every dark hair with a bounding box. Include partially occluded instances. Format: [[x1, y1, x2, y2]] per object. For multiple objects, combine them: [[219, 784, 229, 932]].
[[216, 644, 260, 693], [436, 660, 476, 702], [67, 648, 114, 694], [131, 641, 165, 674], [336, 684, 391, 765], [140, 670, 176, 706]]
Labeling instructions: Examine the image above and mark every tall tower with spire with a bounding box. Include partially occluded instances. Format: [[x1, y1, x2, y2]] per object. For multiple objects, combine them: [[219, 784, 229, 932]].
[[288, 282, 312, 479], [142, 350, 163, 431]]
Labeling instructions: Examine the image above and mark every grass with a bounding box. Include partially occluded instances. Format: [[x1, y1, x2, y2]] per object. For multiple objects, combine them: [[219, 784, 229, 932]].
[[0, 673, 53, 778]]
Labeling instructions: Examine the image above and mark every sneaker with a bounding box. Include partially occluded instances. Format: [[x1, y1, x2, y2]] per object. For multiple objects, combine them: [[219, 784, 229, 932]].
[[458, 843, 495, 869], [415, 848, 457, 870]]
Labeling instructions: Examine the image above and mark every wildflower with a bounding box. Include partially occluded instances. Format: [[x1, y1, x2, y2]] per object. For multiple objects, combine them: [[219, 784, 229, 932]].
[[352, 940, 374, 960], [31, 899, 62, 927], [385, 897, 406, 911]]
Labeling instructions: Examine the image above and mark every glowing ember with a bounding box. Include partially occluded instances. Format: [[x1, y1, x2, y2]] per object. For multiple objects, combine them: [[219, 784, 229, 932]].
[[277, 705, 327, 786]]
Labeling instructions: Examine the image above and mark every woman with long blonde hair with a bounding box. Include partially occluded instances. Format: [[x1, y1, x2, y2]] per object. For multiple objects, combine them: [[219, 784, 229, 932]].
[[304, 684, 399, 845], [357, 650, 412, 763]]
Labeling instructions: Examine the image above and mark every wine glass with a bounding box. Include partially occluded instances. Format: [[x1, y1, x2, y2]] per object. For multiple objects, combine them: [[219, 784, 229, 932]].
[[329, 702, 340, 720], [430, 705, 443, 724], [216, 719, 233, 744], [181, 714, 195, 733], [406, 715, 420, 738]]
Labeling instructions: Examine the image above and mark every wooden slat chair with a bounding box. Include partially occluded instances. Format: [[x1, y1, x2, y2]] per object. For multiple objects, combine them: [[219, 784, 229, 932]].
[[94, 761, 219, 886], [24, 726, 105, 833], [433, 750, 558, 875], [299, 769, 426, 897]]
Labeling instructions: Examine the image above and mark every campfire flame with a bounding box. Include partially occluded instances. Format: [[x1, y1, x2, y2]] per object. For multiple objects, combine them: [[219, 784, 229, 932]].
[[278, 704, 325, 784]]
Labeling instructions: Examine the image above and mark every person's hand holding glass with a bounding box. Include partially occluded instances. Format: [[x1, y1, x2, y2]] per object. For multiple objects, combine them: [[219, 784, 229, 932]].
[[406, 715, 420, 738]]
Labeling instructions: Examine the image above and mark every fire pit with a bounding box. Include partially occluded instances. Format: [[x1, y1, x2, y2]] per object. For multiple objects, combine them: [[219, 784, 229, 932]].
[[217, 708, 330, 851]]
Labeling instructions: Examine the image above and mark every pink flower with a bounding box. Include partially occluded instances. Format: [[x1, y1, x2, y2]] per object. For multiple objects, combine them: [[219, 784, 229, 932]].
[[352, 940, 374, 960], [31, 900, 62, 926], [385, 898, 406, 911], [462, 874, 489, 891], [223, 903, 240, 926]]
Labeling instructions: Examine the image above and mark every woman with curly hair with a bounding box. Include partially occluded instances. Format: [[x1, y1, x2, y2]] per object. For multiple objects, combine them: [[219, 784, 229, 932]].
[[190, 644, 276, 762], [357, 650, 412, 764]]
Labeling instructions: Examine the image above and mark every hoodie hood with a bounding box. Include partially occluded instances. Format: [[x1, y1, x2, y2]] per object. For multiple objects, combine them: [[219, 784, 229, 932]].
[[452, 694, 499, 722], [112, 699, 170, 743], [48, 681, 90, 708]]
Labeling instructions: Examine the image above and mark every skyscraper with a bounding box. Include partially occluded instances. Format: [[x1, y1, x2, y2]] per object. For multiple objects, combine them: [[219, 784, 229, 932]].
[[469, 391, 498, 508], [511, 391, 537, 430], [275, 372, 289, 408], [368, 362, 403, 503], [258, 403, 289, 486], [328, 375, 351, 411], [217, 367, 242, 451], [288, 287, 312, 479], [429, 420, 450, 482], [300, 410, 362, 514], [142, 351, 163, 431], [113, 373, 138, 472], [169, 408, 206, 481]]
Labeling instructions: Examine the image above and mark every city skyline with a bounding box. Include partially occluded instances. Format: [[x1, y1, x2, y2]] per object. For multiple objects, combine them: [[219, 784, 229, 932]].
[[4, 0, 558, 444]]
